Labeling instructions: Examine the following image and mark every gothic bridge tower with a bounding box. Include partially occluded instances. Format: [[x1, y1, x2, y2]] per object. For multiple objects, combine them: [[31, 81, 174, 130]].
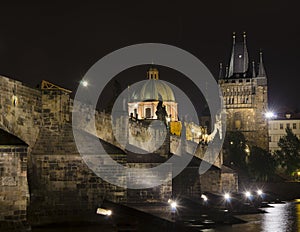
[[218, 32, 268, 150]]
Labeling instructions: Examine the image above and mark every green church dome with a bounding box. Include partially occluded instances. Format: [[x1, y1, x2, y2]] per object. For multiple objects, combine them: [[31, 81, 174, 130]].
[[130, 68, 175, 102]]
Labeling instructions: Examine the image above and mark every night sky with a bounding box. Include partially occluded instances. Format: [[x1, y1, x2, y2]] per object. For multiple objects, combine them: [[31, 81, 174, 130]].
[[0, 1, 299, 112]]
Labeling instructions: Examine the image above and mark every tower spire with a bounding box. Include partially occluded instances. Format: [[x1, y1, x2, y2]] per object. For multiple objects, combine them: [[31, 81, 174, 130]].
[[228, 32, 249, 77], [258, 51, 266, 77], [243, 32, 249, 75], [228, 32, 236, 78], [225, 65, 229, 78], [252, 61, 256, 78], [218, 62, 223, 79]]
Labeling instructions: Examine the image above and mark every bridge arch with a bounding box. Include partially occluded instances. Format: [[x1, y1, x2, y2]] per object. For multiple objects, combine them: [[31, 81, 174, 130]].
[[0, 75, 43, 148]]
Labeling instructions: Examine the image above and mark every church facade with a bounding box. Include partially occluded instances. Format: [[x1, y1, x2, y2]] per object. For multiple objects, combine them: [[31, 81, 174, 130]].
[[219, 32, 269, 150]]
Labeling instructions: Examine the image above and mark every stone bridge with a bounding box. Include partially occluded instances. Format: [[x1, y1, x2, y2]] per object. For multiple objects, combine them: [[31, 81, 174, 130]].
[[0, 75, 236, 229]]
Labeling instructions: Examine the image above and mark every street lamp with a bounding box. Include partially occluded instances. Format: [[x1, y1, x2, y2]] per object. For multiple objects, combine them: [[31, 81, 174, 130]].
[[224, 193, 231, 202], [168, 199, 177, 221], [166, 116, 171, 129], [170, 201, 177, 210], [191, 128, 195, 142], [245, 145, 250, 154], [297, 171, 300, 181], [168, 199, 177, 210], [201, 194, 208, 202], [197, 132, 201, 143], [244, 191, 252, 199], [265, 111, 275, 119], [81, 80, 88, 87], [96, 208, 112, 216], [257, 189, 263, 196]]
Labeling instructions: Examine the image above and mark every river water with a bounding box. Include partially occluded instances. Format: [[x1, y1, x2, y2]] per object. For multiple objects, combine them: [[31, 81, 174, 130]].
[[209, 200, 300, 232], [32, 200, 300, 232]]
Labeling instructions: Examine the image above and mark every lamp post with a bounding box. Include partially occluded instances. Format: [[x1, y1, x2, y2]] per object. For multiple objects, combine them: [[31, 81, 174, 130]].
[[245, 144, 250, 163], [168, 199, 177, 222], [166, 116, 171, 130], [197, 132, 201, 144], [265, 111, 275, 119]]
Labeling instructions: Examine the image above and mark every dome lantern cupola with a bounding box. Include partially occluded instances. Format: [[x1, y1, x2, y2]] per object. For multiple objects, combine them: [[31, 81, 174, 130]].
[[147, 67, 159, 80]]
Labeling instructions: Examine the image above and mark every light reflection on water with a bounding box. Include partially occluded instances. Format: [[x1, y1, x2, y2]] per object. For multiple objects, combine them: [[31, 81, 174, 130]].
[[212, 201, 299, 232], [262, 202, 297, 231], [31, 201, 300, 232]]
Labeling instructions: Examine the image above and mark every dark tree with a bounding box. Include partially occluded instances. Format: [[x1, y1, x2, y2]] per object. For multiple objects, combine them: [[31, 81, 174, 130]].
[[223, 131, 247, 169], [274, 127, 300, 176], [248, 146, 276, 181]]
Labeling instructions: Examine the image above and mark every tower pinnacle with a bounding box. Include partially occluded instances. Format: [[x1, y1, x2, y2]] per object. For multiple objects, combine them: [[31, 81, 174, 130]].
[[219, 62, 223, 79], [252, 61, 256, 78], [258, 51, 266, 77]]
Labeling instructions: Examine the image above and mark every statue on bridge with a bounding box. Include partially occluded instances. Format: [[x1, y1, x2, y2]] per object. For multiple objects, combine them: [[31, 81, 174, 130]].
[[155, 100, 168, 125]]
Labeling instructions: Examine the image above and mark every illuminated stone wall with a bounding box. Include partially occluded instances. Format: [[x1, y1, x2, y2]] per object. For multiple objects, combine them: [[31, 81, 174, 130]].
[[0, 145, 28, 228], [219, 77, 268, 150], [0, 75, 42, 148]]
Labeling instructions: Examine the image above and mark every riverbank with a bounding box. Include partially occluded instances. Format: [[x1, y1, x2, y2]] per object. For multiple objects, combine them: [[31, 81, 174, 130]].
[[254, 181, 300, 201], [29, 200, 299, 232], [2, 184, 298, 232]]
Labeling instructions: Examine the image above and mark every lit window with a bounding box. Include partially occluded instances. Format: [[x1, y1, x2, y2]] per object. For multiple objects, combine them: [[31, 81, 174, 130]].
[[280, 123, 283, 129], [293, 123, 296, 129], [238, 54, 242, 58]]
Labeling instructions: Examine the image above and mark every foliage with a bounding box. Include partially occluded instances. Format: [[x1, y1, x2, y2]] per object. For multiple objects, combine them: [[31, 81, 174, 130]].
[[223, 131, 276, 181], [274, 127, 300, 176], [223, 131, 247, 168], [248, 146, 276, 181]]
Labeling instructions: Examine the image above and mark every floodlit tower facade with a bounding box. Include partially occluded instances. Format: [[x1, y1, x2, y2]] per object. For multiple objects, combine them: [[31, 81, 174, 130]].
[[218, 32, 269, 150]]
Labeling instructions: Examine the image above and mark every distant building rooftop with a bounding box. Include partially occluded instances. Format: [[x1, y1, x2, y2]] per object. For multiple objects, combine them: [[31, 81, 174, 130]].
[[271, 112, 300, 120]]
